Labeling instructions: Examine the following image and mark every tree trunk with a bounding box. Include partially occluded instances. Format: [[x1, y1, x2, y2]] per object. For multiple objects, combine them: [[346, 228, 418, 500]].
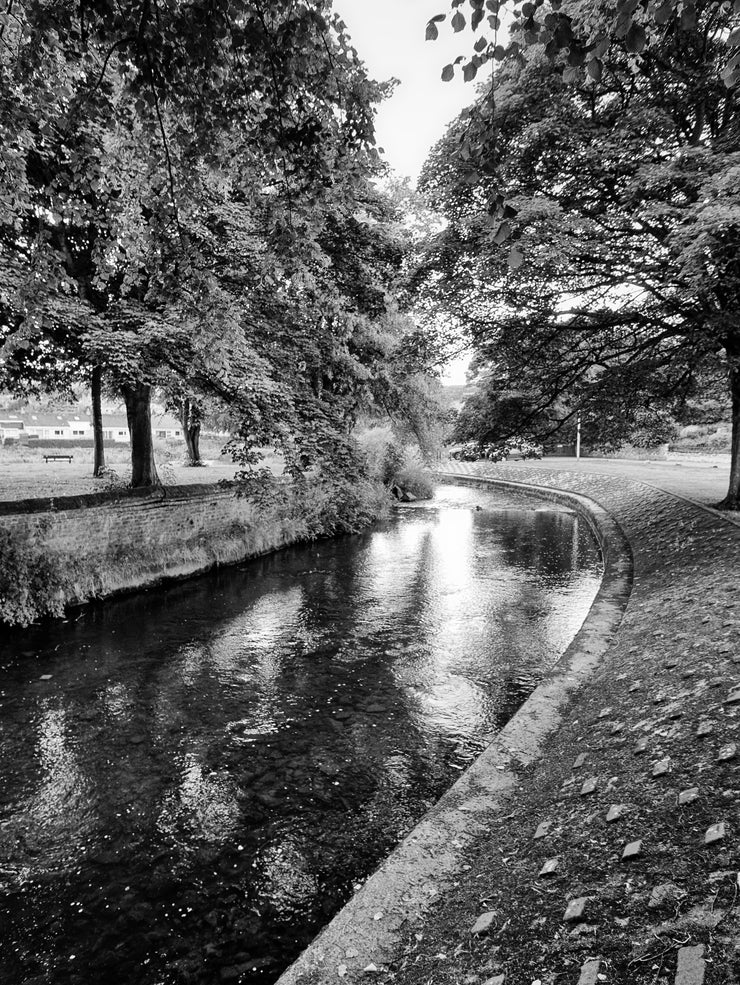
[[91, 364, 106, 477], [122, 383, 160, 488], [716, 352, 740, 511], [179, 397, 202, 465]]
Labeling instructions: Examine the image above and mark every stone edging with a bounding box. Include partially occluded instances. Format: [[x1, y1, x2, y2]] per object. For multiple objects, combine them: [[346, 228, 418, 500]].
[[0, 481, 233, 517], [275, 474, 633, 984]]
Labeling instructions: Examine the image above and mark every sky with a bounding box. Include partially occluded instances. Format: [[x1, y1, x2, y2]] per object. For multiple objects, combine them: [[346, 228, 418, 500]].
[[334, 0, 479, 183], [334, 1, 482, 384]]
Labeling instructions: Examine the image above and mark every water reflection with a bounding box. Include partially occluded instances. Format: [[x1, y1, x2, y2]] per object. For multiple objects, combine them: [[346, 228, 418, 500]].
[[0, 483, 601, 984]]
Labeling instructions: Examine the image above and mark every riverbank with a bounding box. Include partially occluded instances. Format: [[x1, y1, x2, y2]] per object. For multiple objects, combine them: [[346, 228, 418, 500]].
[[0, 483, 600, 985], [278, 464, 740, 985], [447, 455, 736, 513], [0, 477, 387, 627]]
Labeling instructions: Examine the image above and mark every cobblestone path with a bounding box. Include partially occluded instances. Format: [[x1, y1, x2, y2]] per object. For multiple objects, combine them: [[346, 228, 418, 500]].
[[377, 465, 740, 985]]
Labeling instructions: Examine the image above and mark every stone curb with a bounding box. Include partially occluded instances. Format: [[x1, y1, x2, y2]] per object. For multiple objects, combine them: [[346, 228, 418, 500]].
[[275, 476, 633, 984], [444, 460, 740, 530]]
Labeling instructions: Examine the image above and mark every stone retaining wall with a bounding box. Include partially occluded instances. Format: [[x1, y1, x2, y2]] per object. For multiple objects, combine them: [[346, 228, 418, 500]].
[[276, 474, 634, 984], [0, 483, 305, 615], [276, 465, 740, 985]]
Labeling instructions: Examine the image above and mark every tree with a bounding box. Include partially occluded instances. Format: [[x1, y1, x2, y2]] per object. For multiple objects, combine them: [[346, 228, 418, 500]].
[[1, 1, 394, 487], [424, 0, 740, 240], [428, 1, 740, 95], [415, 3, 740, 506]]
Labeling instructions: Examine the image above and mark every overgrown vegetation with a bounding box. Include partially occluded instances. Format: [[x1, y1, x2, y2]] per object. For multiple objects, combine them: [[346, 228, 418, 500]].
[[0, 528, 70, 626], [0, 470, 391, 627], [356, 425, 437, 500]]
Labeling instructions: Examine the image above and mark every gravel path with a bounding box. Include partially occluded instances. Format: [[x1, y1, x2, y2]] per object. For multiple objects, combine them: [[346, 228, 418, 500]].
[[283, 463, 740, 985]]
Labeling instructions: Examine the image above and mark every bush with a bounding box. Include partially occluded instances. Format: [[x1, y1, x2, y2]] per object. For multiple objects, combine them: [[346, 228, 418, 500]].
[[299, 477, 390, 537], [354, 427, 435, 499], [234, 470, 390, 541], [380, 442, 405, 485], [0, 527, 70, 626], [670, 422, 732, 452], [393, 463, 435, 499]]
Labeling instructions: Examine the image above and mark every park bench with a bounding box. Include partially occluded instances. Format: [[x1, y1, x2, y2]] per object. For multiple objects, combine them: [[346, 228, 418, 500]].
[[43, 454, 74, 464]]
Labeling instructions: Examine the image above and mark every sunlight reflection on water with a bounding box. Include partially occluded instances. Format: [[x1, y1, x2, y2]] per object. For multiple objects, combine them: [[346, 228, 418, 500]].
[[0, 482, 602, 984]]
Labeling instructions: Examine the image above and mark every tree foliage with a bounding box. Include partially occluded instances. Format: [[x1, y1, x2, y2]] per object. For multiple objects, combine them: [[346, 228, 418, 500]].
[[415, 0, 740, 506], [0, 0, 439, 494], [430, 0, 740, 91]]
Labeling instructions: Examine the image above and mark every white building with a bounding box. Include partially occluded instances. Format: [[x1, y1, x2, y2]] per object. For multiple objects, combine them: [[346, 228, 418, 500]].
[[1, 411, 182, 445]]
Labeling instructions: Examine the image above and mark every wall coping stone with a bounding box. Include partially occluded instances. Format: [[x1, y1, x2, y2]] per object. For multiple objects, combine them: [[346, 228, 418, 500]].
[[0, 481, 237, 517]]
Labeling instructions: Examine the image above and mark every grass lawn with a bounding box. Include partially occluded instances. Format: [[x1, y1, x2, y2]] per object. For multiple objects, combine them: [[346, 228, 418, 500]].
[[507, 453, 735, 509], [0, 438, 257, 502]]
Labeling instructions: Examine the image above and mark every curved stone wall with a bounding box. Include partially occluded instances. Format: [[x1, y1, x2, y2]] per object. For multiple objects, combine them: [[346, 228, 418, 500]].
[[276, 475, 633, 984]]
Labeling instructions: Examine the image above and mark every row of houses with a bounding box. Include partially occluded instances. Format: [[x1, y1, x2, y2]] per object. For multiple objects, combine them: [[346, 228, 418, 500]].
[[0, 412, 184, 445]]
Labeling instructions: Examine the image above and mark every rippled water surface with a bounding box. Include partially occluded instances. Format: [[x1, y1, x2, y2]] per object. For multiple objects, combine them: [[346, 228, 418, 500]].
[[0, 484, 602, 983]]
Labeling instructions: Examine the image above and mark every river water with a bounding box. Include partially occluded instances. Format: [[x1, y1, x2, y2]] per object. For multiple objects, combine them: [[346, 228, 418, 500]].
[[0, 483, 602, 984]]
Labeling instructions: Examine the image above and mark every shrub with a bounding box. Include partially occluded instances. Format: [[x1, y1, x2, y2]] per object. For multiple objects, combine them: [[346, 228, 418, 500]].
[[0, 528, 70, 627], [297, 477, 390, 537], [234, 469, 390, 541], [355, 425, 394, 478], [380, 441, 405, 486], [393, 463, 435, 499]]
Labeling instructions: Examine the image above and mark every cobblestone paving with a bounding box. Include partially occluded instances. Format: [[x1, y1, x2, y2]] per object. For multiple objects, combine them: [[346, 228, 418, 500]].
[[382, 465, 740, 985]]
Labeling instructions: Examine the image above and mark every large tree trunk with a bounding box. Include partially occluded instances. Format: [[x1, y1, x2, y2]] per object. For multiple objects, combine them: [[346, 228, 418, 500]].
[[122, 383, 160, 488], [91, 364, 106, 477], [717, 350, 740, 511], [179, 397, 202, 466]]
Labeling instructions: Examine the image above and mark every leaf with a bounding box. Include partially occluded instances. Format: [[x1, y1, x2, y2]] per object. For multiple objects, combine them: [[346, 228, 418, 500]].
[[472, 8, 484, 30], [451, 10, 466, 32], [568, 46, 586, 66], [493, 220, 511, 244], [463, 61, 478, 81], [654, 2, 672, 25], [441, 64, 455, 81], [587, 58, 603, 82], [625, 23, 646, 53], [681, 3, 697, 30], [508, 247, 524, 269], [474, 36, 488, 52], [425, 14, 446, 41]]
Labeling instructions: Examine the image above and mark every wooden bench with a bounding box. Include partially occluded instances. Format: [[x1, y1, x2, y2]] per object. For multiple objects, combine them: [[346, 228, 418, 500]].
[[43, 454, 74, 463]]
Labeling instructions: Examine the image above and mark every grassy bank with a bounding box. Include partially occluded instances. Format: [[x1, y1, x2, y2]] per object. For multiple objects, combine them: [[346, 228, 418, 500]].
[[0, 476, 389, 629]]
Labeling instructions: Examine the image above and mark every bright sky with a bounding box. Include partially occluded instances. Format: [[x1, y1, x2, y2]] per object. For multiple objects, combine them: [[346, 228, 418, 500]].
[[334, 1, 484, 384], [335, 0, 479, 182]]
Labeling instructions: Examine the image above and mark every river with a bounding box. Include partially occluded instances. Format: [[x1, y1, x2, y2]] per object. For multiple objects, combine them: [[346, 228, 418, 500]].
[[0, 483, 602, 984]]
